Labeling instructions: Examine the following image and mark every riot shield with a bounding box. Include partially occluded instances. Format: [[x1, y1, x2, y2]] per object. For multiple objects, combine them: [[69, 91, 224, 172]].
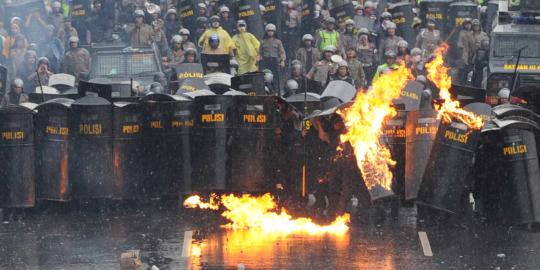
[[330, 1, 355, 24], [172, 63, 208, 93], [191, 94, 236, 192], [204, 72, 232, 94], [382, 106, 407, 202], [231, 96, 280, 192], [419, 0, 452, 38], [70, 96, 114, 199], [394, 80, 423, 111], [78, 80, 113, 100], [496, 117, 540, 225], [141, 94, 192, 197], [0, 65, 7, 96], [492, 103, 540, 123], [178, 0, 199, 41], [388, 2, 415, 49], [404, 108, 440, 201], [485, 0, 499, 34], [231, 72, 266, 96], [0, 105, 36, 207], [320, 80, 357, 104], [262, 0, 282, 33], [48, 73, 76, 91], [285, 92, 321, 114], [201, 54, 231, 74], [447, 2, 478, 62], [417, 103, 492, 214], [35, 98, 74, 202], [236, 0, 264, 40], [112, 102, 144, 199], [301, 0, 317, 35], [3, 0, 45, 23]]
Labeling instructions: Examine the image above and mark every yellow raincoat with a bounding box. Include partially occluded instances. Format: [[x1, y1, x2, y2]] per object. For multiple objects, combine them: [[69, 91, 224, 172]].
[[198, 27, 235, 54], [232, 30, 260, 74]]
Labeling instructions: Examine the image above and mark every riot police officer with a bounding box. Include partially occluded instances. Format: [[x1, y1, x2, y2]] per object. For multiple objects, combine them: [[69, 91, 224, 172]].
[[1, 78, 28, 106], [125, 9, 154, 47], [307, 45, 337, 87], [260, 24, 286, 90], [341, 19, 358, 55], [356, 28, 377, 85], [63, 36, 90, 81], [379, 22, 403, 60], [415, 20, 441, 57], [295, 34, 321, 73], [315, 17, 341, 52]]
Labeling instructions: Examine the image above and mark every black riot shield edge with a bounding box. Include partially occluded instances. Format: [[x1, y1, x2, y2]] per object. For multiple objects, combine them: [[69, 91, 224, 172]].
[[417, 103, 492, 214], [35, 99, 74, 202], [0, 105, 36, 207], [404, 108, 440, 201]]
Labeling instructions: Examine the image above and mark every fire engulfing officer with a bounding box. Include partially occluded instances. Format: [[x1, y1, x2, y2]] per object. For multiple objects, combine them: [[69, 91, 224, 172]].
[[198, 16, 235, 55], [307, 45, 337, 88], [295, 34, 321, 74], [311, 114, 371, 222], [260, 24, 286, 91], [1, 78, 28, 106], [232, 20, 260, 75], [63, 36, 90, 81]]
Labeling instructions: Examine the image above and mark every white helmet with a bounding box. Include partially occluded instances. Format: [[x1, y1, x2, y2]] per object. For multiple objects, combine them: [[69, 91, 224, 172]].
[[171, 35, 183, 43], [498, 88, 510, 99], [134, 9, 145, 17], [69, 36, 80, 44], [52, 1, 61, 8], [220, 6, 230, 13], [13, 78, 24, 88], [286, 79, 299, 90], [265, 23, 276, 31], [179, 28, 190, 35], [302, 34, 314, 41]]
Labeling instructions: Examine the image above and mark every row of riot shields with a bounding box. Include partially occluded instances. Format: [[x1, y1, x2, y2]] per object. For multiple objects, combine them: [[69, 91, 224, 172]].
[[474, 104, 540, 225], [0, 90, 282, 208], [387, 1, 478, 45]]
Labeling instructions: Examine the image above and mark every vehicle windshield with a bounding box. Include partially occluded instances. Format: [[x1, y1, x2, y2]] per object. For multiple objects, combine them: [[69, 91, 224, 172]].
[[492, 34, 540, 58], [93, 52, 158, 77]]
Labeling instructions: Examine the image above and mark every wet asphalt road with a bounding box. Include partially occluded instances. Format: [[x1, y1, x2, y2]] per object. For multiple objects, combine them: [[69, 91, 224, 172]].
[[0, 201, 538, 270]]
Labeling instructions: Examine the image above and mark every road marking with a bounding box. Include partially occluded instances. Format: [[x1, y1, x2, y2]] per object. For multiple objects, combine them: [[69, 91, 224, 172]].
[[418, 231, 433, 257], [181, 230, 193, 258]]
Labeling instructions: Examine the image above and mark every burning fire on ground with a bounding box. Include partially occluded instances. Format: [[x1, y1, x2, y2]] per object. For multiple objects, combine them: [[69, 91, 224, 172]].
[[426, 43, 484, 130], [338, 62, 413, 190], [184, 193, 350, 235]]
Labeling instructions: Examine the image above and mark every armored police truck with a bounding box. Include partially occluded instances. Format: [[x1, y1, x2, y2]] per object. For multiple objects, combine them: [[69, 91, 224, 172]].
[[89, 43, 163, 97], [486, 0, 540, 105]]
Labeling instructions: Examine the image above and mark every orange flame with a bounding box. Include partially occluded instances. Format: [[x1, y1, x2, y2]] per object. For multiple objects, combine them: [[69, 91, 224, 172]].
[[425, 44, 483, 129], [183, 194, 220, 210], [183, 193, 350, 235], [338, 62, 413, 190]]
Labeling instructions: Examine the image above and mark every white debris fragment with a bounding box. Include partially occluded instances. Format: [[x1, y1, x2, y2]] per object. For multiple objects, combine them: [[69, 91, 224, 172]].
[[151, 265, 160, 270], [496, 253, 506, 258]]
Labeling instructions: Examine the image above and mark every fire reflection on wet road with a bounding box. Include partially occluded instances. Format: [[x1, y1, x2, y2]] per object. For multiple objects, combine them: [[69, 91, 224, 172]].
[[0, 204, 539, 270]]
